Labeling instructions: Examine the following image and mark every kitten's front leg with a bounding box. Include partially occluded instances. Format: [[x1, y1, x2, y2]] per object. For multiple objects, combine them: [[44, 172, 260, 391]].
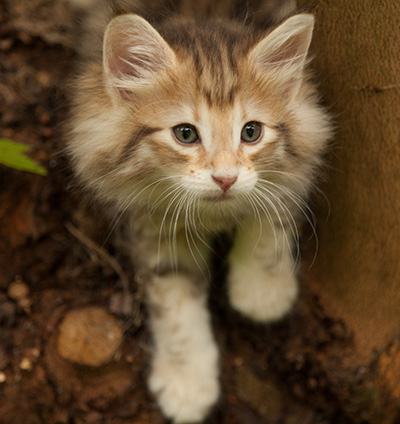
[[144, 238, 219, 423], [228, 220, 298, 322], [147, 275, 219, 423]]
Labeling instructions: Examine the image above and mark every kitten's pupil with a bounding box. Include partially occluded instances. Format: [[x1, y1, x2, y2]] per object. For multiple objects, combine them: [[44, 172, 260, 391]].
[[173, 124, 199, 144], [246, 126, 254, 137], [181, 127, 192, 140], [241, 122, 262, 143]]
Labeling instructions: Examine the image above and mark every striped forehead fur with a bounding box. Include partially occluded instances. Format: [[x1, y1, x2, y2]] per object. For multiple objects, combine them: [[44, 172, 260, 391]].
[[156, 19, 259, 107]]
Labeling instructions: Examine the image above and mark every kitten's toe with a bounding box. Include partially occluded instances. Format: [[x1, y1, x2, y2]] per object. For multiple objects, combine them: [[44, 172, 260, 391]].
[[228, 268, 298, 322], [149, 351, 219, 423]]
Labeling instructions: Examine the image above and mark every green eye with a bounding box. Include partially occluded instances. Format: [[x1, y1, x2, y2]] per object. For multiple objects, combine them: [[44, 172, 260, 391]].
[[173, 124, 200, 144], [241, 121, 262, 143]]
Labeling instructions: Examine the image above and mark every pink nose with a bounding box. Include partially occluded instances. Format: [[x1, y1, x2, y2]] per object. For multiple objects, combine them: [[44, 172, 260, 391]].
[[212, 175, 237, 192]]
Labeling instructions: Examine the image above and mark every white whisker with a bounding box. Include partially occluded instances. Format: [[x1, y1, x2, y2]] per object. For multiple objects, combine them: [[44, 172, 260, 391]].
[[252, 186, 297, 272], [157, 186, 187, 272], [184, 194, 211, 281], [255, 185, 300, 269], [243, 192, 265, 255], [259, 178, 319, 268]]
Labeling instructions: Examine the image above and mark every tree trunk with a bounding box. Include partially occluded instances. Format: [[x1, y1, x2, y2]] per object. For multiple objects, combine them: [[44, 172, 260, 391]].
[[299, 0, 400, 420]]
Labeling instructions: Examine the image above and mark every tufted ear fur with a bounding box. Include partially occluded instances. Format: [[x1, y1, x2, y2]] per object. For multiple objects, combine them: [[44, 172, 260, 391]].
[[249, 14, 314, 100], [103, 14, 176, 99]]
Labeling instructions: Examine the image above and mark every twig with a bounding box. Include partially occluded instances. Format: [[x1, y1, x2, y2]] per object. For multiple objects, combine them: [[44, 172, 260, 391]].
[[65, 221, 129, 293], [65, 222, 144, 325]]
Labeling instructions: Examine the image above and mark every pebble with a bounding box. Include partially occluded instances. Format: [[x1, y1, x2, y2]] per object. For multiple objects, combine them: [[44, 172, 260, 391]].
[[8, 280, 29, 301], [19, 357, 33, 371], [56, 307, 123, 367]]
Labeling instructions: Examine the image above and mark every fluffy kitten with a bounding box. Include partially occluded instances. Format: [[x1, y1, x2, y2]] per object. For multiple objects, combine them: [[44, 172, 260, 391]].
[[67, 0, 331, 422]]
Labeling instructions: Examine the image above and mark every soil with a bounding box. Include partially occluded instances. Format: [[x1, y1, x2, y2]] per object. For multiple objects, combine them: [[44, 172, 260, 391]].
[[0, 1, 371, 423]]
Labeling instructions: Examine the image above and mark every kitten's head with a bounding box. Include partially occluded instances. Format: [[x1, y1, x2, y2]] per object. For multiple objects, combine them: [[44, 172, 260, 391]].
[[69, 13, 331, 225]]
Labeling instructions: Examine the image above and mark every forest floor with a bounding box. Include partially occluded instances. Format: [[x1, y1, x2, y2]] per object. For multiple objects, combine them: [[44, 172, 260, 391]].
[[0, 1, 365, 423]]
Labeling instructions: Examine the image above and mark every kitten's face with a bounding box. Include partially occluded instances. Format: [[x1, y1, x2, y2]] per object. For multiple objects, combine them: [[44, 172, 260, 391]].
[[70, 13, 330, 222], [129, 85, 283, 209], [98, 13, 316, 216]]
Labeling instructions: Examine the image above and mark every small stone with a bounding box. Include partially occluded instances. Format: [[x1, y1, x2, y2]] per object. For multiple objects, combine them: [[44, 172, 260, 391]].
[[0, 372, 6, 383], [233, 356, 244, 367], [8, 280, 29, 301], [57, 307, 123, 367], [125, 354, 134, 363], [30, 347, 41, 359], [36, 71, 51, 87], [307, 377, 318, 390], [18, 297, 32, 312], [19, 357, 33, 371]]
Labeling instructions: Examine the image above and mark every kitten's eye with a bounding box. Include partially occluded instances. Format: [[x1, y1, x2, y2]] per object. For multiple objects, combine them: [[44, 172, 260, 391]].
[[241, 121, 262, 144], [173, 124, 200, 144]]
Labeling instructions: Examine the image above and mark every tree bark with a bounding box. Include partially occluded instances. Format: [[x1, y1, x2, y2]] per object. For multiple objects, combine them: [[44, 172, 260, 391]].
[[298, 0, 400, 420]]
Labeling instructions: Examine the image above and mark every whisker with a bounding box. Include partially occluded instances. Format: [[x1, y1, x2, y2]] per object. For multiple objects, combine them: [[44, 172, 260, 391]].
[[168, 188, 188, 271], [258, 168, 330, 220], [191, 198, 215, 255], [243, 192, 265, 255], [260, 179, 319, 268], [147, 177, 184, 215], [249, 189, 282, 266], [184, 194, 211, 281], [157, 186, 186, 272], [103, 176, 178, 244], [265, 180, 316, 230], [253, 186, 297, 272]]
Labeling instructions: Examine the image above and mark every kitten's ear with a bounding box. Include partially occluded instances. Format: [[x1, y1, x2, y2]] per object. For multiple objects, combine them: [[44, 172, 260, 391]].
[[249, 14, 314, 100], [103, 14, 176, 98]]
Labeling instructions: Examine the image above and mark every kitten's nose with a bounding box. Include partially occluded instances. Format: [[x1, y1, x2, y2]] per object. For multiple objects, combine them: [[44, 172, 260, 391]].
[[212, 175, 237, 192]]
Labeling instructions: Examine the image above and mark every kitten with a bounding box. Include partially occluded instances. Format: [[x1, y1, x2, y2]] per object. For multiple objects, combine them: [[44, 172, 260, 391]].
[[67, 0, 331, 422]]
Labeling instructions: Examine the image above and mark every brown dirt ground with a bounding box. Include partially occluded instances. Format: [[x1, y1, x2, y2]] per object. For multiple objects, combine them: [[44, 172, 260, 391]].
[[0, 1, 374, 423]]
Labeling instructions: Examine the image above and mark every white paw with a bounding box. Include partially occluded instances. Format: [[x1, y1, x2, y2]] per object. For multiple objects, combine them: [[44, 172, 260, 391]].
[[149, 350, 219, 423], [228, 265, 298, 322]]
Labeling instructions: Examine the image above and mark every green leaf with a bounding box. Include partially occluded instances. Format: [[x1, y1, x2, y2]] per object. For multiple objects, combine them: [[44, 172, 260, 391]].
[[0, 139, 48, 176]]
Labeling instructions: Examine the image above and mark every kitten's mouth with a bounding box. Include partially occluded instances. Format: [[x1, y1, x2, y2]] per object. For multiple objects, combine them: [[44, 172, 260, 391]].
[[202, 191, 234, 203]]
